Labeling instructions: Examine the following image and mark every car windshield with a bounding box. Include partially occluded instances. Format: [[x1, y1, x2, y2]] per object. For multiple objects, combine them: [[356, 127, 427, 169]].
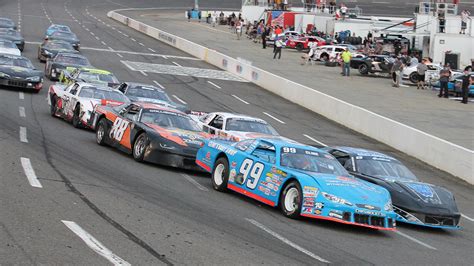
[[78, 86, 127, 101], [45, 42, 73, 50], [0, 29, 20, 37], [140, 110, 201, 131], [56, 55, 89, 66], [0, 40, 16, 48], [225, 118, 278, 135], [356, 157, 418, 181], [127, 85, 171, 102], [0, 54, 34, 68], [51, 31, 75, 39], [280, 147, 348, 175], [78, 72, 118, 83]]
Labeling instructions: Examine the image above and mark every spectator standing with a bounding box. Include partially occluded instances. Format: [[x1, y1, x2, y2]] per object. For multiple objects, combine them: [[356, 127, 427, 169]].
[[261, 26, 269, 49], [416, 59, 428, 90], [236, 20, 242, 40], [460, 9, 471, 34], [341, 48, 352, 76], [391, 57, 404, 88], [273, 37, 284, 59], [438, 10, 446, 33], [460, 66, 473, 104], [438, 64, 451, 97], [340, 4, 348, 20], [211, 12, 217, 27]]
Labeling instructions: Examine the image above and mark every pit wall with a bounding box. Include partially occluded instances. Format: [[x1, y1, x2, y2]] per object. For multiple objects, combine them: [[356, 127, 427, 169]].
[[108, 10, 474, 185]]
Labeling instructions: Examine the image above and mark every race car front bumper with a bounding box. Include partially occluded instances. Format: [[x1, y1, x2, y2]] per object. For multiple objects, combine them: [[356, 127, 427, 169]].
[[394, 206, 461, 229], [144, 142, 202, 171], [0, 78, 43, 91]]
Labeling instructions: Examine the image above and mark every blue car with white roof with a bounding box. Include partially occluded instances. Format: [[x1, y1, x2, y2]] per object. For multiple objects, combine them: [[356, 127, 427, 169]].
[[325, 147, 461, 229], [196, 137, 397, 230]]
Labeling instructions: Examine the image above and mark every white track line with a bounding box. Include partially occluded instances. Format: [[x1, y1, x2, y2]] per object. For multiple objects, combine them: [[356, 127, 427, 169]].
[[207, 80, 221, 89], [461, 213, 474, 222], [139, 70, 148, 76], [232, 94, 250, 105], [19, 92, 24, 99], [262, 112, 286, 124], [153, 80, 165, 89], [130, 38, 136, 42], [116, 53, 123, 58], [395, 231, 437, 250], [172, 95, 187, 104], [181, 174, 209, 191], [147, 48, 155, 52], [139, 42, 145, 46], [246, 218, 330, 263], [101, 41, 107, 46], [19, 106, 25, 117], [172, 61, 182, 67], [19, 126, 28, 143], [303, 134, 327, 147], [20, 158, 42, 188], [62, 221, 130, 266]]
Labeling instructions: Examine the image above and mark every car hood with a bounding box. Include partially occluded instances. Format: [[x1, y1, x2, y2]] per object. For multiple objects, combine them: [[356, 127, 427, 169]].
[[145, 123, 210, 148], [52, 63, 89, 69], [298, 172, 390, 205], [0, 65, 42, 78], [49, 37, 79, 43], [0, 47, 20, 56], [44, 47, 78, 54], [387, 180, 459, 214], [0, 35, 23, 42]]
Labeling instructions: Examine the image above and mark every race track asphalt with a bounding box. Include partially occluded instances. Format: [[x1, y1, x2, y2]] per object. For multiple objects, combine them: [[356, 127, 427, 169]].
[[0, 0, 473, 265]]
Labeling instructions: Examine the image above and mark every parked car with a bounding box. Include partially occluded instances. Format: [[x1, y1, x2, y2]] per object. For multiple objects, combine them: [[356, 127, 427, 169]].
[[350, 55, 395, 75], [312, 45, 364, 62], [286, 36, 326, 51]]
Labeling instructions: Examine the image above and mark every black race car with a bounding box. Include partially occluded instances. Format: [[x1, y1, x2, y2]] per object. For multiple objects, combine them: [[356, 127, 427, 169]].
[[115, 82, 190, 113], [45, 31, 80, 50], [350, 55, 394, 76], [37, 40, 78, 62], [0, 53, 43, 92], [326, 147, 461, 229], [45, 52, 91, 81], [0, 28, 25, 51], [0, 18, 16, 30], [91, 102, 210, 170]]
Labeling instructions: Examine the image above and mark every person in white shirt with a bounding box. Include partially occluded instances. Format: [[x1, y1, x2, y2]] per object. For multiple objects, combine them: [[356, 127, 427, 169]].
[[460, 9, 471, 34]]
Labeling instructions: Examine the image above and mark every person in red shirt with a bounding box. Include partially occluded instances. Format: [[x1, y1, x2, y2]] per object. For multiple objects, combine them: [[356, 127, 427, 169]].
[[274, 26, 283, 36]]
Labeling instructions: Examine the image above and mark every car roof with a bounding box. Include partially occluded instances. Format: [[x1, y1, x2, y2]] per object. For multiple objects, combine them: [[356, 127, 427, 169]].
[[126, 82, 164, 91], [210, 112, 268, 123], [79, 68, 112, 74], [134, 102, 185, 114], [332, 146, 397, 160], [253, 137, 326, 152], [56, 52, 86, 58], [75, 82, 116, 91], [0, 53, 26, 59]]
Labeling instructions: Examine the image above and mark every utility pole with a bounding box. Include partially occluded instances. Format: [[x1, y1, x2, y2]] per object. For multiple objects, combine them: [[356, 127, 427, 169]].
[[195, 0, 199, 10]]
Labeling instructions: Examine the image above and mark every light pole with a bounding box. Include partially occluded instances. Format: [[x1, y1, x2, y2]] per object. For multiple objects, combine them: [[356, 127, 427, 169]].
[[195, 0, 199, 10]]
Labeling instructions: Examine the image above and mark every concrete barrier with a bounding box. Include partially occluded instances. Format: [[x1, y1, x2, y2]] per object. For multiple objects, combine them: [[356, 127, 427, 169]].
[[108, 10, 474, 185]]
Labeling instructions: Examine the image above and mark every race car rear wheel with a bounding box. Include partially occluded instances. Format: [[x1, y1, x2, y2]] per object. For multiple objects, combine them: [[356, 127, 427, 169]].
[[358, 64, 369, 75], [296, 43, 304, 51], [96, 118, 108, 146], [49, 95, 57, 116], [133, 133, 148, 162], [212, 157, 229, 192], [280, 181, 302, 219], [72, 106, 81, 128]]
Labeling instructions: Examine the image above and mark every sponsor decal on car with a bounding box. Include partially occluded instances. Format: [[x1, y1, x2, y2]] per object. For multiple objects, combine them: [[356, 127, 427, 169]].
[[208, 141, 238, 156], [303, 197, 315, 207], [229, 169, 236, 182], [355, 209, 385, 217], [302, 207, 313, 214], [303, 186, 319, 197], [258, 185, 271, 195], [329, 211, 343, 219], [313, 209, 322, 215], [314, 202, 324, 209]]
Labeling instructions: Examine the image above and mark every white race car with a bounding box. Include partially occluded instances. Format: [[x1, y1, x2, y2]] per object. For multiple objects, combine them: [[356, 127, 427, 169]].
[[312, 45, 364, 62], [48, 82, 129, 128], [0, 39, 21, 56], [402, 63, 461, 84], [195, 112, 281, 141]]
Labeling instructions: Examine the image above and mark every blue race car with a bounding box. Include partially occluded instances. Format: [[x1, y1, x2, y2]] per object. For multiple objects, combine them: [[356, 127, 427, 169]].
[[432, 72, 474, 97], [45, 24, 72, 37], [325, 147, 461, 229], [196, 137, 397, 230]]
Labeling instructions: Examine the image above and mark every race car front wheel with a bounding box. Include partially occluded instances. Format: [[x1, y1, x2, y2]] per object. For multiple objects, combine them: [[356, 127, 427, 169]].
[[133, 133, 148, 162], [280, 181, 302, 219], [358, 64, 369, 75], [212, 157, 229, 192], [96, 118, 108, 146]]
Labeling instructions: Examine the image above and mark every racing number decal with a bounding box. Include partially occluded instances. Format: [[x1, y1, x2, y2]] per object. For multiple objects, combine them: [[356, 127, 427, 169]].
[[109, 117, 129, 141], [239, 159, 264, 190]]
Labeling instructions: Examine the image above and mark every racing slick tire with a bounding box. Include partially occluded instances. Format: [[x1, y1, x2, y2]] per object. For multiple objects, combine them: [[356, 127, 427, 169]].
[[49, 95, 57, 116], [280, 181, 302, 219], [320, 54, 329, 62], [358, 64, 369, 75], [409, 72, 419, 84], [296, 43, 304, 51], [96, 118, 108, 146], [133, 133, 148, 162], [212, 157, 229, 192], [72, 105, 81, 128]]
